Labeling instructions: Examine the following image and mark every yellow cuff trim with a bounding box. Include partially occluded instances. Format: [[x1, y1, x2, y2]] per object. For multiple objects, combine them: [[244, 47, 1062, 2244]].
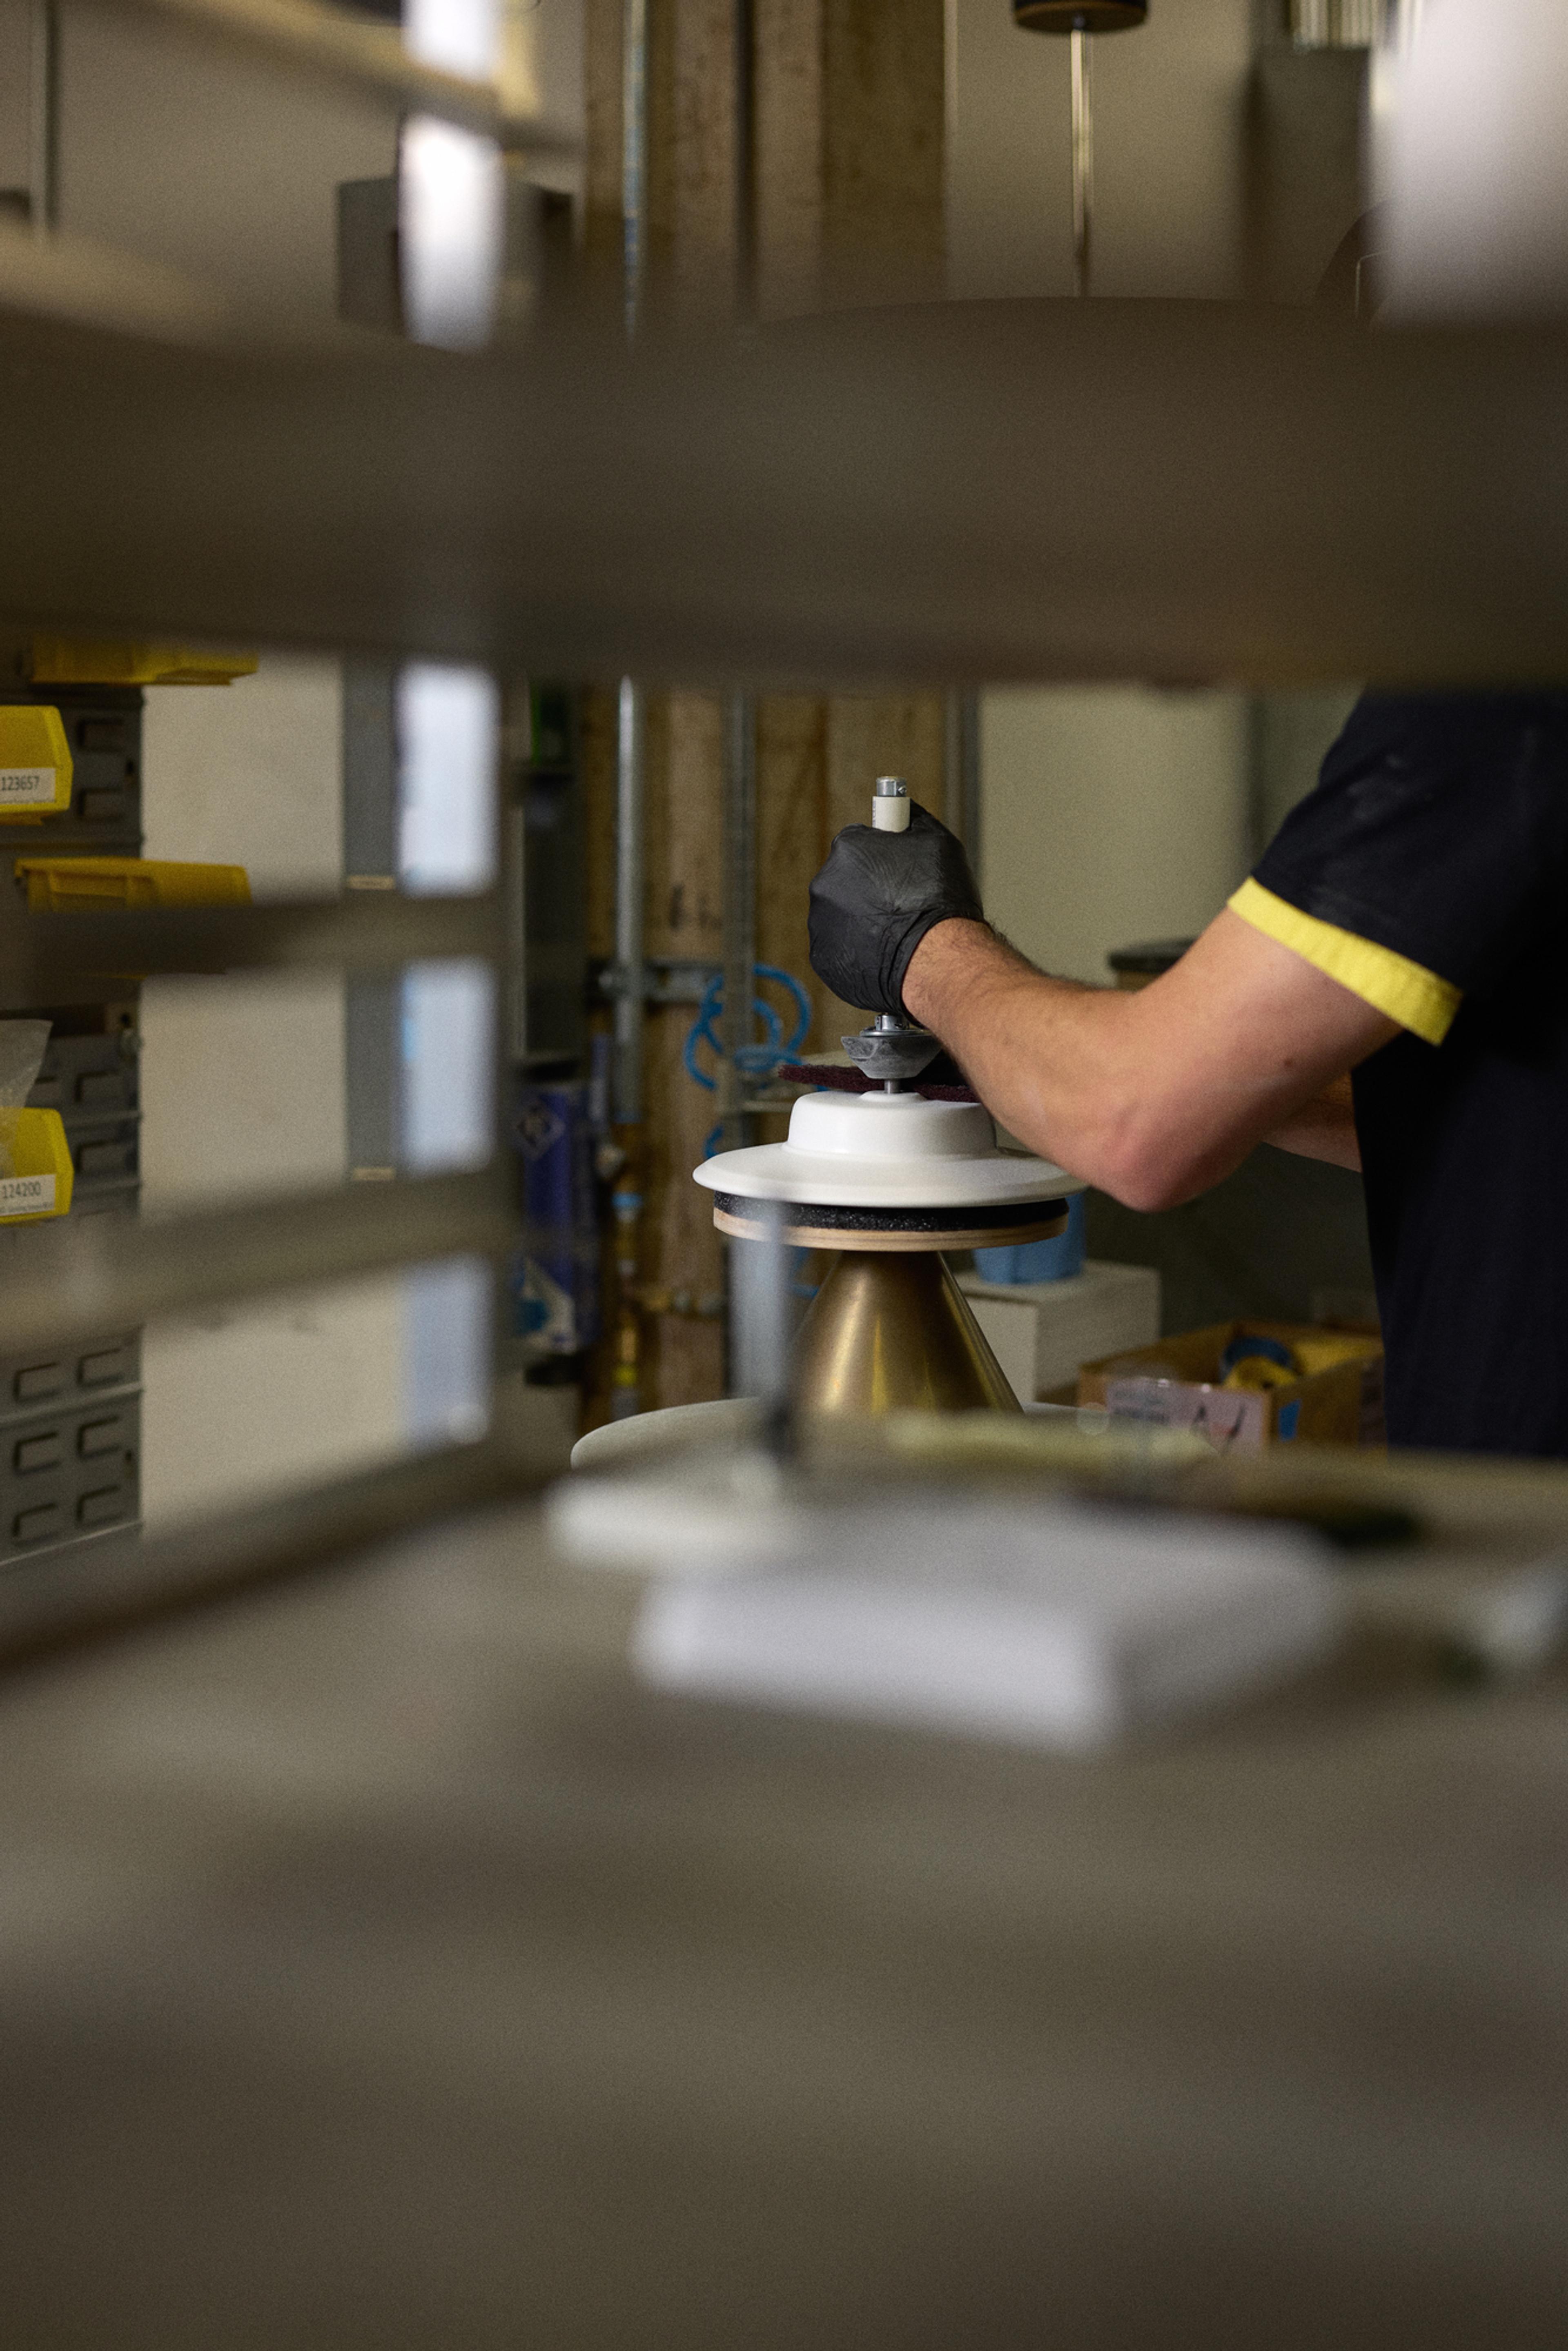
[[1228, 878, 1461, 1046]]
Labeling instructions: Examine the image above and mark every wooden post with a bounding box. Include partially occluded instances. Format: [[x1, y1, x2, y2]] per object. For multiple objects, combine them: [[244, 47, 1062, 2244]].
[[582, 0, 949, 1418]]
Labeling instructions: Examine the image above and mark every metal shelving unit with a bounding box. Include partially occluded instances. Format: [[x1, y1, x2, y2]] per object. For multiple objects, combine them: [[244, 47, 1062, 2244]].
[[0, 680, 146, 1564], [0, 0, 1556, 1655]]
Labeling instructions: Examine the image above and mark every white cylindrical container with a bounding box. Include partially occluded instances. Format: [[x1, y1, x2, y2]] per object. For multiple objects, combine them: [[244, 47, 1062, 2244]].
[[872, 776, 911, 833]]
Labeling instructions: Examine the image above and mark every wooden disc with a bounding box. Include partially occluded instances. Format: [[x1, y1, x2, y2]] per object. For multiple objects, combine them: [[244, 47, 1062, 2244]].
[[713, 1203, 1069, 1253]]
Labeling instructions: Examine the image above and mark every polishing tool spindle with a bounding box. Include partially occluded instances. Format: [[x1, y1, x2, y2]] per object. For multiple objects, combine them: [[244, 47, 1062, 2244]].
[[872, 776, 910, 833], [851, 780, 929, 1084]]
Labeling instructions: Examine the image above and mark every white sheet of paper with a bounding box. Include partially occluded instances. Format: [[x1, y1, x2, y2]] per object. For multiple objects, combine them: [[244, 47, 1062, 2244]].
[[634, 1499, 1339, 1751]]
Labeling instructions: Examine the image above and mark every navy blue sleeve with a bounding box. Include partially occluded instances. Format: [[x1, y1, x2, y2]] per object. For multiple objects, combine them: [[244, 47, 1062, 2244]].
[[1254, 693, 1568, 994]]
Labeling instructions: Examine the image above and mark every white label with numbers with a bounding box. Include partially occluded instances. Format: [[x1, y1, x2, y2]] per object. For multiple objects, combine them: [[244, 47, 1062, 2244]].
[[0, 767, 56, 805], [1104, 1375, 1267, 1453], [0, 1174, 55, 1216]]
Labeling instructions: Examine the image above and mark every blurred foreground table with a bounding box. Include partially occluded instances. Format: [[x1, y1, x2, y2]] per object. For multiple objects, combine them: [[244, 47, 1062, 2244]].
[[0, 1491, 1563, 2348]]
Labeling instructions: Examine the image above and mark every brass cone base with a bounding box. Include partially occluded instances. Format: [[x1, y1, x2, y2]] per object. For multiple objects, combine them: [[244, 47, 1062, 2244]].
[[791, 1250, 1022, 1419]]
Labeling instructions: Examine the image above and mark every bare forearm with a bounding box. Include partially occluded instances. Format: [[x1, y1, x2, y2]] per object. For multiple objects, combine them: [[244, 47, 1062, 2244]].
[[1264, 1076, 1362, 1172], [902, 914, 1390, 1210], [900, 921, 1163, 1199]]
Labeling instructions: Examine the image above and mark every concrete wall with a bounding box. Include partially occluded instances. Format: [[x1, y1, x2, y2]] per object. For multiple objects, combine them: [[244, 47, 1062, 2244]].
[[980, 687, 1251, 984], [1253, 685, 1361, 847]]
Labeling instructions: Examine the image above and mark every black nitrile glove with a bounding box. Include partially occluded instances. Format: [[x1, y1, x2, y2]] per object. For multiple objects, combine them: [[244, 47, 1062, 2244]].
[[807, 802, 985, 1017]]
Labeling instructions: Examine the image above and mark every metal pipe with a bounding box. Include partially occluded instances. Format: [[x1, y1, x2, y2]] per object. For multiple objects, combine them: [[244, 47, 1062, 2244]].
[[728, 1194, 793, 1448], [1070, 27, 1093, 298], [734, 0, 757, 317], [610, 2, 651, 1417], [29, 1, 58, 236], [622, 0, 648, 343], [719, 16, 761, 1394], [610, 675, 646, 1419], [718, 690, 756, 1154], [612, 677, 645, 1127], [945, 689, 982, 874]]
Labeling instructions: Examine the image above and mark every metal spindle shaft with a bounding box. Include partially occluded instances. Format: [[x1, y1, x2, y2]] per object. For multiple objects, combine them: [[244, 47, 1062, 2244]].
[[1070, 26, 1093, 298], [734, 0, 757, 317], [719, 691, 757, 1151]]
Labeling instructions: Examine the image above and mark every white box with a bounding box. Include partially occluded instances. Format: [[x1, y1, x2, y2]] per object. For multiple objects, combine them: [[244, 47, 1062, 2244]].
[[960, 1260, 1162, 1403], [635, 1498, 1339, 1751]]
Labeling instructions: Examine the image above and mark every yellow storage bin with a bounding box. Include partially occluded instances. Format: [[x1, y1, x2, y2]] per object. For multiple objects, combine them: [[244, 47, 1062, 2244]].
[[0, 1108, 74, 1223], [0, 706, 71, 822], [15, 857, 252, 911], [29, 637, 258, 687]]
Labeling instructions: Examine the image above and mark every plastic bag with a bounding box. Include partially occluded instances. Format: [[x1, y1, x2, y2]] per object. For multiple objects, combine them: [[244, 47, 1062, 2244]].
[[0, 1020, 52, 1177]]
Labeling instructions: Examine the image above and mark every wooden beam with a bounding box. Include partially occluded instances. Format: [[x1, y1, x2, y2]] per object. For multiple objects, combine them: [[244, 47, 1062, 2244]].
[[581, 2, 949, 1417]]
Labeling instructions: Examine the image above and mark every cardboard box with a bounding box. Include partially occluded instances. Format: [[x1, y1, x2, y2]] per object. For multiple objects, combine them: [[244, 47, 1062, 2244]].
[[1078, 1319, 1384, 1452]]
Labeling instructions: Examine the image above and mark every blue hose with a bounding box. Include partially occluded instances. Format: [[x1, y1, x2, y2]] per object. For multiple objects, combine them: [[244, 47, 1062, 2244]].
[[687, 964, 812, 1159]]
